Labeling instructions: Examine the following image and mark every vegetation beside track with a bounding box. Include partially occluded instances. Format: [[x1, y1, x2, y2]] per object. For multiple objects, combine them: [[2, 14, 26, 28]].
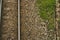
[[36, 0, 56, 30]]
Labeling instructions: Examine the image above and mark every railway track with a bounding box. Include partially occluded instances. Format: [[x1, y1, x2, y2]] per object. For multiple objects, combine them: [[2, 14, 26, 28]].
[[0, 0, 60, 40]]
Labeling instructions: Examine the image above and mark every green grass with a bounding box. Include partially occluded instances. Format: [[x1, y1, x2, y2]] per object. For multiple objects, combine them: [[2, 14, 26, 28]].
[[36, 0, 56, 30]]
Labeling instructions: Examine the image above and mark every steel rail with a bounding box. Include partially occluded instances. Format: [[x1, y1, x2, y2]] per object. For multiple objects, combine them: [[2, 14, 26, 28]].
[[0, 0, 2, 24], [18, 0, 20, 40]]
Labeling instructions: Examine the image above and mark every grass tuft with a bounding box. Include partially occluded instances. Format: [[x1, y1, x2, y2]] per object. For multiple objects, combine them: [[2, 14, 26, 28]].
[[36, 0, 56, 30]]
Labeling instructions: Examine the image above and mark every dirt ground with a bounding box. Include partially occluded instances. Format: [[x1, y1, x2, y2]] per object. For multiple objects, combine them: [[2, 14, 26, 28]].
[[21, 0, 56, 40], [1, 0, 18, 40]]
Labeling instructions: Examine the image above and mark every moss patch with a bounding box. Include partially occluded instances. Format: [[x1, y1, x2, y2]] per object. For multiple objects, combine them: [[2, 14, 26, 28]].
[[36, 0, 56, 30]]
